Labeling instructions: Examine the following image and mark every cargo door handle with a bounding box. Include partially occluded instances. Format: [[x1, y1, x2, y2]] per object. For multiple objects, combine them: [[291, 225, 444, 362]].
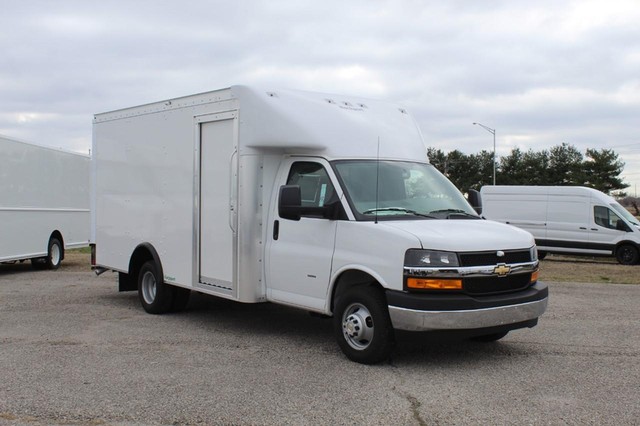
[[229, 149, 238, 233], [273, 220, 280, 240], [579, 227, 587, 230], [591, 228, 598, 231]]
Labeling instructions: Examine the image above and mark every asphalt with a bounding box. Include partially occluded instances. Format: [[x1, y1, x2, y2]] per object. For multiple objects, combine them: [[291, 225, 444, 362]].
[[0, 263, 639, 425]]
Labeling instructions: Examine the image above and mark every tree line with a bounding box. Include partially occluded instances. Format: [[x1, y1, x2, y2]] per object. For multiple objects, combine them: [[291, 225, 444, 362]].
[[427, 142, 628, 195]]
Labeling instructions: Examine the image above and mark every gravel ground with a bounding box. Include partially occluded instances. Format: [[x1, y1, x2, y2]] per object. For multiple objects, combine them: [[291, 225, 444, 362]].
[[0, 256, 639, 425]]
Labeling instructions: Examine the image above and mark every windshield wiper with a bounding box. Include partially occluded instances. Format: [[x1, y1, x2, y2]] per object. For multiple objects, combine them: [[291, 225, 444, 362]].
[[362, 207, 435, 218], [429, 209, 480, 219]]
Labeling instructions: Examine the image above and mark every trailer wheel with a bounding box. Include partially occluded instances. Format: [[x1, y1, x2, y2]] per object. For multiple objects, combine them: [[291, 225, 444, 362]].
[[333, 286, 395, 364], [138, 260, 173, 314], [616, 244, 639, 265]]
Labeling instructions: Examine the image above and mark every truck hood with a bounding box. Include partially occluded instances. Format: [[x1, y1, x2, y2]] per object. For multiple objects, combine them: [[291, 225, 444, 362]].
[[383, 219, 535, 252]]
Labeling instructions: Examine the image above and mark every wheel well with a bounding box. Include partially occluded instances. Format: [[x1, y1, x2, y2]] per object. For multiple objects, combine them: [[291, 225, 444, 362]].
[[124, 243, 164, 292], [330, 269, 385, 312], [49, 231, 64, 260]]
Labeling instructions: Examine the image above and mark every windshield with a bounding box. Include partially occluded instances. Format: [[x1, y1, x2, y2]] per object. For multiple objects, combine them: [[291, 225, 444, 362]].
[[611, 202, 640, 226], [333, 160, 478, 220]]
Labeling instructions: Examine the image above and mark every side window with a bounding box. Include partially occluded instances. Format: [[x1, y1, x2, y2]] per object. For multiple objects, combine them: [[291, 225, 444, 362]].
[[594, 206, 624, 230], [287, 162, 336, 210]]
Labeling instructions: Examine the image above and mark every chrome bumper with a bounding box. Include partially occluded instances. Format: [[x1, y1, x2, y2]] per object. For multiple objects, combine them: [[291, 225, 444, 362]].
[[388, 297, 548, 332]]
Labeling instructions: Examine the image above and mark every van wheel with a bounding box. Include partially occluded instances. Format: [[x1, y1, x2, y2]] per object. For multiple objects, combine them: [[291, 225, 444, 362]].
[[138, 260, 173, 314], [538, 251, 547, 260], [333, 286, 395, 364], [616, 244, 639, 265], [471, 331, 509, 342]]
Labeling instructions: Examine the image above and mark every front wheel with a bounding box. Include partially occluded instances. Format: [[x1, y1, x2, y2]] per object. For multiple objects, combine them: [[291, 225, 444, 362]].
[[333, 286, 395, 364], [616, 244, 639, 265]]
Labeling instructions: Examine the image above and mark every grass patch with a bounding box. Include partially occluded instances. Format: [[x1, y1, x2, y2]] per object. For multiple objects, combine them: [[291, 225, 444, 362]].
[[69, 246, 92, 254]]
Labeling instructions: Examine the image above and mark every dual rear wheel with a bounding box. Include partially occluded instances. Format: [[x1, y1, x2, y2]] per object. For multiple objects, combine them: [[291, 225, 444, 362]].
[[138, 260, 190, 314]]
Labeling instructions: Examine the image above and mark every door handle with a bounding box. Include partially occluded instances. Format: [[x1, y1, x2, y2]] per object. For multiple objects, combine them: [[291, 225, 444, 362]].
[[579, 227, 587, 230], [273, 220, 280, 240], [591, 228, 598, 231]]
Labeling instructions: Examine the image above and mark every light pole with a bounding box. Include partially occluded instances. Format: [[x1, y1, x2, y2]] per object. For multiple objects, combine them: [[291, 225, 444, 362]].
[[473, 122, 496, 185]]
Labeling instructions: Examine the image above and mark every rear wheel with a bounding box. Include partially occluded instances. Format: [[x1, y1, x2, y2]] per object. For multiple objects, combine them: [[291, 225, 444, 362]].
[[138, 260, 173, 314], [31, 237, 63, 270], [333, 286, 395, 364], [45, 237, 63, 270], [616, 244, 639, 265]]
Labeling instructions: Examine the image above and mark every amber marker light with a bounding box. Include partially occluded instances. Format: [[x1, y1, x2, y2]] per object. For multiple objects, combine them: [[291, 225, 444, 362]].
[[530, 270, 539, 283], [407, 278, 463, 290]]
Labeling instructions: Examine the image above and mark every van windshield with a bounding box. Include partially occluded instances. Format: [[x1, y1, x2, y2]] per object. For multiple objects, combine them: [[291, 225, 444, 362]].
[[333, 160, 478, 220], [611, 203, 640, 226]]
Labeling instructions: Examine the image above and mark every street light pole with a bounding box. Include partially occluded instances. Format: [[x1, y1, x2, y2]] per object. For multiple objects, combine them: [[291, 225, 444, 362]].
[[473, 122, 496, 185]]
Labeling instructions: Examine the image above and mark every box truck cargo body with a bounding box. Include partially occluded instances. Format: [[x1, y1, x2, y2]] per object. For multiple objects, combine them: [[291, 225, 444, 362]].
[[92, 86, 547, 363], [480, 186, 640, 265], [1, 135, 90, 269]]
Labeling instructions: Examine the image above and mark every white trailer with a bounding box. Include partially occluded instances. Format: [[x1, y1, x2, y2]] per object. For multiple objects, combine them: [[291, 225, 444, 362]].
[[479, 185, 640, 264], [1, 135, 90, 269], [92, 86, 547, 363]]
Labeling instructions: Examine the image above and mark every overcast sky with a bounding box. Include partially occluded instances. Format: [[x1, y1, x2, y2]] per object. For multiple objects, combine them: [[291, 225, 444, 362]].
[[2, 0, 639, 194]]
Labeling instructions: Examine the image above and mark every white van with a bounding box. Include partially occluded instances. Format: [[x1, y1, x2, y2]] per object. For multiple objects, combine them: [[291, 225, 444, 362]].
[[1, 135, 90, 269], [480, 186, 640, 265], [92, 86, 547, 363]]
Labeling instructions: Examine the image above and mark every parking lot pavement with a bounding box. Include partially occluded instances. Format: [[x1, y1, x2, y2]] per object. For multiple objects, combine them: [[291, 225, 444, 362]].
[[1, 264, 639, 425]]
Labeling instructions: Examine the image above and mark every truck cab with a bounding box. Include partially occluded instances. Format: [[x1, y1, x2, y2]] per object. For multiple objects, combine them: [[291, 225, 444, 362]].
[[268, 157, 545, 363]]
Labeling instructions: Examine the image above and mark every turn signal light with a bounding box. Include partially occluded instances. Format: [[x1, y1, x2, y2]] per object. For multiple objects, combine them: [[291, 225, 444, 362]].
[[407, 278, 462, 290], [530, 270, 539, 283]]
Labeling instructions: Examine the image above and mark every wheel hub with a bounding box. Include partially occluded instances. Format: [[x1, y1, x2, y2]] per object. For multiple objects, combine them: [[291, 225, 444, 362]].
[[341, 303, 374, 350], [344, 314, 362, 338]]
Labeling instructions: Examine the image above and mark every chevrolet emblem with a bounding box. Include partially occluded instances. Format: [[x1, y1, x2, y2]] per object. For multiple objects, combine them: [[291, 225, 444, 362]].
[[493, 264, 511, 277]]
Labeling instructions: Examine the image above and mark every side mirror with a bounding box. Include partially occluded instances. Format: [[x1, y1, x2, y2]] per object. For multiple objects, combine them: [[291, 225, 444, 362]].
[[468, 189, 482, 215], [279, 185, 302, 221]]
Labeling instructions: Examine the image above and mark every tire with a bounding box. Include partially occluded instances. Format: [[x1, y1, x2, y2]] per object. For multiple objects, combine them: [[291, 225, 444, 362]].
[[31, 237, 63, 270], [538, 251, 547, 260], [138, 260, 174, 314], [45, 237, 63, 270], [616, 244, 639, 265], [333, 286, 395, 364], [471, 331, 509, 342]]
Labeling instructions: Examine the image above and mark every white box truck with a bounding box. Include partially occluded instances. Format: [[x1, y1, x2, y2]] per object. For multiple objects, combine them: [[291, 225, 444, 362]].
[[1, 134, 90, 269], [479, 185, 640, 265], [91, 86, 547, 363]]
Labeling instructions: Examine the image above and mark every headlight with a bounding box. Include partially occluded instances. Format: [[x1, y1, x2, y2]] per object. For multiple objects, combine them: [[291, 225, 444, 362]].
[[530, 246, 538, 262], [404, 249, 459, 267]]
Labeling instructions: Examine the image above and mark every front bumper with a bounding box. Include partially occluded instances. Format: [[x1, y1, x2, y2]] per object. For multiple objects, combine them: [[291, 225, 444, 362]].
[[386, 282, 548, 332]]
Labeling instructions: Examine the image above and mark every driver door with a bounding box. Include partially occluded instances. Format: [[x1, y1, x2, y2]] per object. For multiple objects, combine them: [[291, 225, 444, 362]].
[[266, 159, 341, 311]]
